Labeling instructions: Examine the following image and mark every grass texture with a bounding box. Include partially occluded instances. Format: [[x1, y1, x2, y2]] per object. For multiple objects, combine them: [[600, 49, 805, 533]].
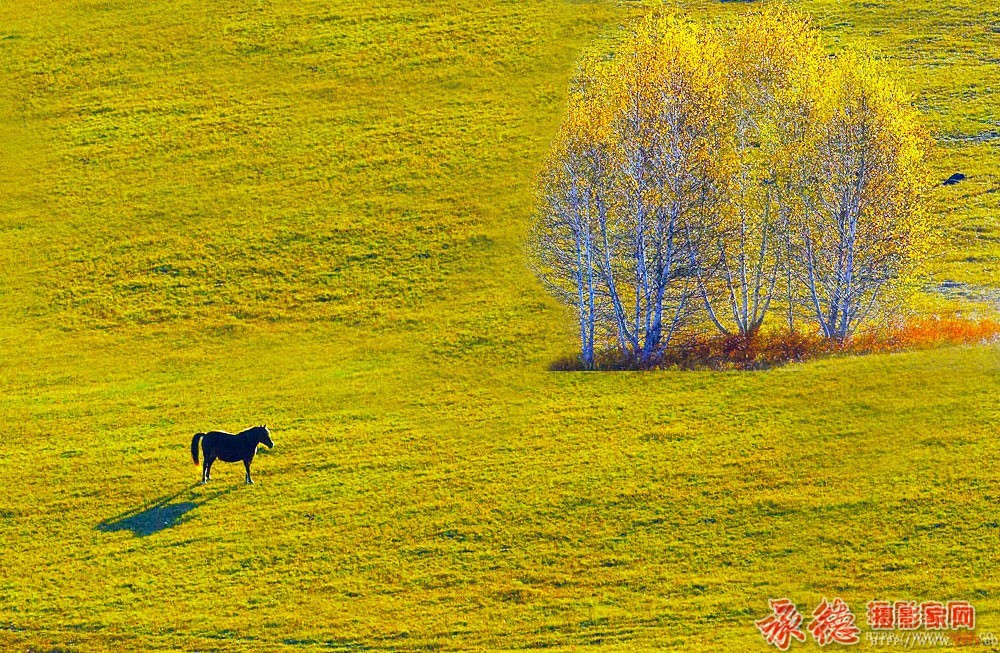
[[0, 0, 998, 650]]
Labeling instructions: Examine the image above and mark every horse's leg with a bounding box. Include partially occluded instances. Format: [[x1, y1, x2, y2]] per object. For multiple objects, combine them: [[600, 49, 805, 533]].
[[201, 459, 209, 484], [205, 456, 215, 481], [243, 459, 254, 485]]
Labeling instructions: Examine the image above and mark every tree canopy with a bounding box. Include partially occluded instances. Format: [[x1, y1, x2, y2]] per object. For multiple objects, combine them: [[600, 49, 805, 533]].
[[529, 7, 931, 367]]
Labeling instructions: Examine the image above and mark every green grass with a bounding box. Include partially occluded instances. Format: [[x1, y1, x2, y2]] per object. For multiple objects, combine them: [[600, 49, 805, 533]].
[[1, 0, 998, 650]]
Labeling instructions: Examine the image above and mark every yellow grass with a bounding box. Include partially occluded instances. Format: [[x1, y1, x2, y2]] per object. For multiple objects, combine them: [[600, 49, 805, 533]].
[[1, 0, 998, 650]]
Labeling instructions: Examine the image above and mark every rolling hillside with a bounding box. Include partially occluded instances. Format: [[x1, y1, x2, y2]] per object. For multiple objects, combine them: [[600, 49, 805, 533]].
[[1, 0, 998, 650]]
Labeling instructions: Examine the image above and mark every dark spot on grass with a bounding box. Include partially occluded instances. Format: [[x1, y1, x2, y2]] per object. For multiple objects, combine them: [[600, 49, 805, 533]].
[[96, 484, 230, 537], [437, 529, 466, 541], [498, 588, 529, 604], [467, 234, 493, 249], [633, 517, 667, 527], [600, 558, 628, 568], [152, 264, 181, 276], [579, 617, 610, 628], [98, 502, 197, 537]]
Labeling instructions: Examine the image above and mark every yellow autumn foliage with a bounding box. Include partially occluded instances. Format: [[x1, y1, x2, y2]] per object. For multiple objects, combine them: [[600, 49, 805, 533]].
[[531, 6, 934, 360]]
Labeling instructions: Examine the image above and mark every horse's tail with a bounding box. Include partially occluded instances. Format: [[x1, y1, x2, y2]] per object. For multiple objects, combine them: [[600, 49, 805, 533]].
[[191, 433, 204, 464]]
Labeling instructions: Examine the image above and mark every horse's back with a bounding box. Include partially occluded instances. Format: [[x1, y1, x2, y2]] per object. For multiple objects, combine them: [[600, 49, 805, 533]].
[[202, 430, 253, 462]]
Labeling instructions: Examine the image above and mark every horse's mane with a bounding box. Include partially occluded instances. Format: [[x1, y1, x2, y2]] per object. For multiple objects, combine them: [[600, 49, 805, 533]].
[[240, 424, 267, 436]]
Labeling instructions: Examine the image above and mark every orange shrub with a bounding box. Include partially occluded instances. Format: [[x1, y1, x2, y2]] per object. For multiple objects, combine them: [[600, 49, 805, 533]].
[[551, 317, 1000, 371]]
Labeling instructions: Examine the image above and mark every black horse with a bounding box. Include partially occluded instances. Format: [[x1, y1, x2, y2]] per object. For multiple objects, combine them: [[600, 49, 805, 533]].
[[191, 425, 274, 485]]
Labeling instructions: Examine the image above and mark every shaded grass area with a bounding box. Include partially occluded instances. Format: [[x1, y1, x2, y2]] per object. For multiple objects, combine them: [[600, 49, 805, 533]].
[[97, 497, 198, 538], [96, 483, 238, 537], [0, 0, 998, 651]]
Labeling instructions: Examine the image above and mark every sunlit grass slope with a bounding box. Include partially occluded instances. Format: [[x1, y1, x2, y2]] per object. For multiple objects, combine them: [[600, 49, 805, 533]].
[[0, 0, 998, 650]]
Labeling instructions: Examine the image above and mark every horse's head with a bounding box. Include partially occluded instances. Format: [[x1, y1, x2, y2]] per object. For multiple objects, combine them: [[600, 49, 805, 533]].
[[256, 424, 274, 448]]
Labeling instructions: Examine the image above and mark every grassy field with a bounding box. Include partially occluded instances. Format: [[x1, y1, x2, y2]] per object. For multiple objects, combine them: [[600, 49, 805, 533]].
[[1, 0, 999, 650]]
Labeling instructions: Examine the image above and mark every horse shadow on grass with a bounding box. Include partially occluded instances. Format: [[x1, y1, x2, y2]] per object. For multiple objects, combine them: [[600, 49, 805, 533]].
[[97, 483, 237, 537]]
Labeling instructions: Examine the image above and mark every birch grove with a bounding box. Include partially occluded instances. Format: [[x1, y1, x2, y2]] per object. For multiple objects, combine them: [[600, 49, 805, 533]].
[[789, 54, 929, 340], [529, 8, 929, 366]]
